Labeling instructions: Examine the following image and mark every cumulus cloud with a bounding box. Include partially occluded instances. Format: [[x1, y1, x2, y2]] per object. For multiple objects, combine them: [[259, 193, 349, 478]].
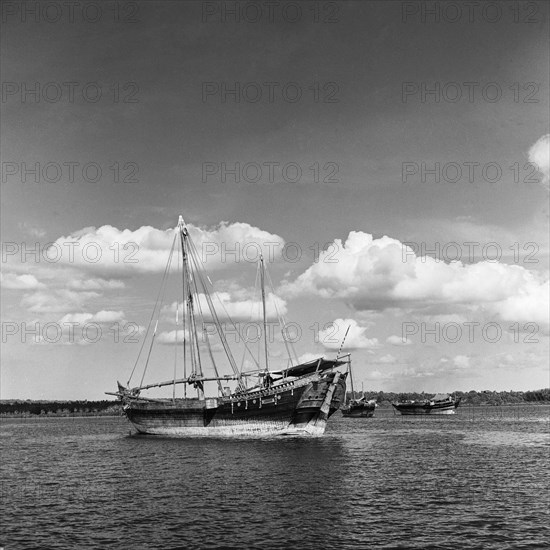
[[157, 329, 184, 345], [1, 273, 45, 290], [67, 278, 125, 291], [208, 291, 287, 321], [486, 276, 549, 329], [282, 231, 549, 330], [163, 291, 287, 323], [58, 310, 125, 325], [528, 134, 550, 188], [453, 355, 470, 369], [21, 290, 100, 313], [14, 309, 133, 347], [318, 318, 379, 351], [378, 354, 397, 364], [42, 221, 285, 276], [157, 329, 223, 350], [401, 366, 435, 378]]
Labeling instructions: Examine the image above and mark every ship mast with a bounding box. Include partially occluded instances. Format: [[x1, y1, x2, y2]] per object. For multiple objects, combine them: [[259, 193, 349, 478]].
[[178, 216, 205, 399], [338, 325, 353, 402], [178, 216, 187, 398], [259, 254, 269, 374]]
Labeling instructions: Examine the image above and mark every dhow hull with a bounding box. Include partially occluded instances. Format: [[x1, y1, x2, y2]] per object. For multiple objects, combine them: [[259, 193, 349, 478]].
[[392, 400, 460, 415], [123, 372, 346, 437]]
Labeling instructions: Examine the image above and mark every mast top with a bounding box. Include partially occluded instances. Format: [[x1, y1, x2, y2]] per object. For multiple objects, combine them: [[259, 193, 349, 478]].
[[178, 215, 189, 236]]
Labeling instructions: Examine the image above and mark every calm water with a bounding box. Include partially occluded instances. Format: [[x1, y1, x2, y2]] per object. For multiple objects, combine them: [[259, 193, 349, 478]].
[[1, 406, 549, 549]]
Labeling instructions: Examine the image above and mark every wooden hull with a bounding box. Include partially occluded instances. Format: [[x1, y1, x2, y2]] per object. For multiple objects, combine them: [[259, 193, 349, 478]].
[[123, 371, 346, 436], [392, 399, 460, 415]]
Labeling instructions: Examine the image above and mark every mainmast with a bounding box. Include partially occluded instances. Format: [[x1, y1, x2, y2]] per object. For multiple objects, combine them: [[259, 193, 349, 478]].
[[259, 254, 269, 374], [178, 216, 187, 397], [178, 216, 204, 399]]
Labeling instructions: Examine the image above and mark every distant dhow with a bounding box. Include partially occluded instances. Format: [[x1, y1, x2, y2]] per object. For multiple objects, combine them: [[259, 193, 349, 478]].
[[341, 376, 376, 418], [341, 396, 376, 418], [392, 394, 461, 415]]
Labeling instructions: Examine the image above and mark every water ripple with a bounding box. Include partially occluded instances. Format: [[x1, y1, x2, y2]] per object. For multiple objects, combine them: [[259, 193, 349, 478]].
[[1, 410, 549, 549]]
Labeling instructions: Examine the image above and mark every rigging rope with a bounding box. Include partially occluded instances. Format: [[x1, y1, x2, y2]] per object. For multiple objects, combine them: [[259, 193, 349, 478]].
[[139, 235, 177, 387], [186, 236, 242, 379], [266, 266, 299, 365], [127, 232, 177, 386], [172, 243, 180, 401]]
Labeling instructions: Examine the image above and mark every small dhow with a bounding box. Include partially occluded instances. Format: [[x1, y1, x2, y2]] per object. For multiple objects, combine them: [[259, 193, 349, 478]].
[[392, 393, 461, 415], [108, 217, 348, 436], [341, 376, 376, 418], [341, 396, 376, 418]]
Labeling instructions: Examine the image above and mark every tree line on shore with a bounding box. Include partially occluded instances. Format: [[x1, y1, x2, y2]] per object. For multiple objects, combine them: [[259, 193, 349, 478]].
[[0, 400, 120, 416], [353, 389, 550, 406], [1, 389, 549, 415]]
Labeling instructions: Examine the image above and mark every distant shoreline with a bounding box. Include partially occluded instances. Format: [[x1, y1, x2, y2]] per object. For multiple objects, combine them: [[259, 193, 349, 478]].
[[0, 414, 124, 419], [1, 400, 549, 418], [1, 389, 549, 418]]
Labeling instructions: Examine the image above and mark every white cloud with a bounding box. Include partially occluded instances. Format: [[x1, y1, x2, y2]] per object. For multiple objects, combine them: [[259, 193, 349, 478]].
[[386, 335, 412, 346], [67, 278, 125, 291], [282, 231, 549, 330], [157, 329, 184, 345], [192, 221, 285, 268], [16, 310, 131, 346], [58, 310, 125, 325], [163, 291, 287, 322], [423, 313, 469, 324], [528, 134, 550, 188], [21, 290, 100, 314], [43, 221, 285, 275], [486, 278, 549, 329], [401, 366, 435, 378], [157, 329, 223, 350], [378, 354, 396, 364], [318, 318, 379, 351], [453, 355, 470, 369], [1, 273, 45, 290], [208, 291, 287, 321]]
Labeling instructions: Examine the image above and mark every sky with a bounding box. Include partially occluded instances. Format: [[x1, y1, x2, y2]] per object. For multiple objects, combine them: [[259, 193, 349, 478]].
[[1, 0, 549, 399]]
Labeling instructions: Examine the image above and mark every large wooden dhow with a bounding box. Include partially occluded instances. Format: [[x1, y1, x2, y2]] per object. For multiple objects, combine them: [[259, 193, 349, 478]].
[[108, 217, 348, 436]]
